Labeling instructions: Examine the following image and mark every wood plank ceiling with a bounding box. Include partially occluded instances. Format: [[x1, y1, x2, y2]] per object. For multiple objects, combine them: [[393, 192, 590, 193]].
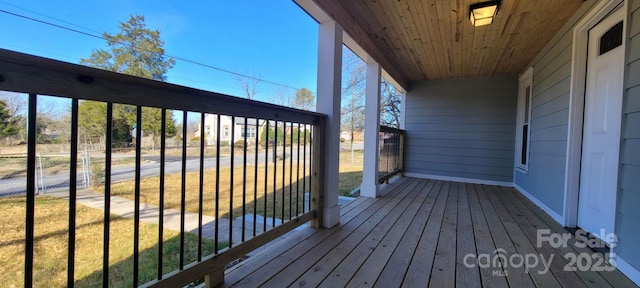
[[313, 0, 585, 87]]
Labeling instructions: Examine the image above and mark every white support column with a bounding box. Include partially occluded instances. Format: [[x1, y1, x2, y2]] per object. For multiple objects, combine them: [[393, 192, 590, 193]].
[[316, 20, 342, 228], [361, 58, 382, 198]]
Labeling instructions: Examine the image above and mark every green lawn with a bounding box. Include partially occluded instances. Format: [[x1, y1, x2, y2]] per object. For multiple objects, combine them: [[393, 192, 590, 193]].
[[0, 195, 218, 287]]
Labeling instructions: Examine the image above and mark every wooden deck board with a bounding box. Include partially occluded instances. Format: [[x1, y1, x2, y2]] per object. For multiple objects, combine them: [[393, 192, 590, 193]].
[[429, 180, 458, 288], [495, 185, 613, 288], [466, 183, 509, 288], [223, 190, 380, 285], [486, 185, 588, 288], [455, 182, 482, 288], [402, 180, 449, 287], [476, 184, 540, 288], [505, 186, 638, 288], [224, 179, 396, 286], [347, 179, 435, 287], [225, 178, 638, 288], [292, 179, 421, 287], [317, 179, 427, 287], [373, 180, 438, 287], [231, 178, 418, 287]]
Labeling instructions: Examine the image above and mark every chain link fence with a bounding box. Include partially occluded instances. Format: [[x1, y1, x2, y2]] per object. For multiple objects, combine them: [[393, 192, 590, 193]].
[[0, 152, 105, 197]]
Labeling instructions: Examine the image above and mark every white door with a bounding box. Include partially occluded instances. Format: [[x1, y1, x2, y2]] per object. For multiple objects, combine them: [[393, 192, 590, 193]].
[[578, 8, 625, 243]]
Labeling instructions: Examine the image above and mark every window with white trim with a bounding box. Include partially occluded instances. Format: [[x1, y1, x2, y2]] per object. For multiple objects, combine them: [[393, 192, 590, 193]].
[[241, 127, 256, 138], [516, 67, 533, 172]]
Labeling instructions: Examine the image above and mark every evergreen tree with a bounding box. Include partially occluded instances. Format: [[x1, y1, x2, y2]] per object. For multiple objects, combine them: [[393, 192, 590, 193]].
[[0, 100, 19, 138], [80, 15, 177, 148]]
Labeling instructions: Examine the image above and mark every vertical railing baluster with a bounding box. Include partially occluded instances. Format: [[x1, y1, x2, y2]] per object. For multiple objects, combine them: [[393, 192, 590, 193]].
[[302, 124, 309, 213], [157, 108, 166, 280], [68, 98, 79, 287], [242, 118, 248, 242], [387, 132, 391, 178], [133, 105, 142, 286], [281, 122, 286, 222], [296, 123, 301, 217], [103, 103, 113, 287], [302, 124, 307, 213], [289, 122, 294, 220], [399, 131, 404, 175], [308, 126, 313, 213], [229, 116, 235, 247], [179, 110, 187, 269], [272, 121, 277, 228], [214, 114, 221, 253], [395, 131, 400, 171], [263, 120, 269, 233], [253, 119, 259, 237], [25, 93, 37, 288], [198, 113, 205, 261]]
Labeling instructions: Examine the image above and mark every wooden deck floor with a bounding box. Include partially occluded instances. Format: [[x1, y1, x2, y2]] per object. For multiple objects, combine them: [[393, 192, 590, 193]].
[[223, 178, 638, 287]]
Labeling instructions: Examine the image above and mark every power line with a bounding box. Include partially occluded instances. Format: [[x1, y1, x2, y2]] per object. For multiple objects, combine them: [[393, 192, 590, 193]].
[[0, 0, 103, 35], [0, 7, 303, 92], [0, 9, 104, 41]]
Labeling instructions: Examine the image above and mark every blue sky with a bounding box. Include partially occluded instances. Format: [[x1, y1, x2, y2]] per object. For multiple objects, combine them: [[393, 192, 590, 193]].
[[0, 0, 319, 104]]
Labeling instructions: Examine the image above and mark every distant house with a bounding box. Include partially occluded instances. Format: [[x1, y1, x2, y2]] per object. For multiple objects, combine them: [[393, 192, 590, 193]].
[[339, 130, 363, 142], [195, 114, 262, 145], [340, 131, 350, 141]]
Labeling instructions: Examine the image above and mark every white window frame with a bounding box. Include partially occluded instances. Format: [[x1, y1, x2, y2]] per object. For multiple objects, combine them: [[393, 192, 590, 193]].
[[515, 67, 534, 172], [240, 127, 256, 138]]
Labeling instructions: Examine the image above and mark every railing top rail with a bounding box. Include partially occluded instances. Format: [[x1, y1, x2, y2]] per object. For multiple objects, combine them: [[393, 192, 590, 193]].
[[379, 125, 405, 134], [0, 49, 325, 124]]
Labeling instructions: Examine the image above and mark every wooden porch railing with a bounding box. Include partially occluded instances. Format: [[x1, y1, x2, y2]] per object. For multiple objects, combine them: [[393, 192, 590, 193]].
[[378, 125, 405, 184], [0, 49, 326, 287]]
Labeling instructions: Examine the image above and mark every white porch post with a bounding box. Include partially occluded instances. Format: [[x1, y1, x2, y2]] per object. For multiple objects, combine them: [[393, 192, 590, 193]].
[[315, 20, 342, 228], [360, 58, 382, 198]]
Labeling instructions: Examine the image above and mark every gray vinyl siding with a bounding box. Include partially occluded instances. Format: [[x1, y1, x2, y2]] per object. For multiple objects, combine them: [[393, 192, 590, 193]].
[[617, 0, 640, 272], [404, 76, 517, 182], [514, 1, 597, 215]]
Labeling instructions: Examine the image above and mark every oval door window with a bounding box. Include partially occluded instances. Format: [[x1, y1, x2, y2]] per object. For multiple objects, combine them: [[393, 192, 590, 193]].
[[599, 21, 623, 55]]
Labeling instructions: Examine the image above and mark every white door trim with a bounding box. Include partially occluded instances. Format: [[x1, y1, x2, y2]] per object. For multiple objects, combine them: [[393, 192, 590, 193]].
[[564, 0, 626, 227]]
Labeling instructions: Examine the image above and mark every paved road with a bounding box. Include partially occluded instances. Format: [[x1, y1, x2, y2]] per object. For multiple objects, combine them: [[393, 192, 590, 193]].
[[0, 147, 309, 197]]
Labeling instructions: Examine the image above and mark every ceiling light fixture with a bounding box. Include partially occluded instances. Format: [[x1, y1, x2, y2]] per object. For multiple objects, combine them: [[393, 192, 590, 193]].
[[470, 1, 500, 27]]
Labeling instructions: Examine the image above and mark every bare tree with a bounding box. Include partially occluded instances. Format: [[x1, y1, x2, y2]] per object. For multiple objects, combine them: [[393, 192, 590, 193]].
[[0, 92, 26, 117], [0, 93, 72, 145], [186, 118, 201, 144], [341, 47, 367, 164], [381, 79, 401, 128], [274, 86, 292, 106], [235, 73, 260, 100]]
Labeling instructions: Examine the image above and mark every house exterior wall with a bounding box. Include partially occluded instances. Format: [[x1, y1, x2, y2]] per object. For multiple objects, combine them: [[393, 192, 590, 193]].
[[404, 76, 517, 183], [200, 115, 261, 146], [618, 0, 640, 274], [514, 0, 597, 216]]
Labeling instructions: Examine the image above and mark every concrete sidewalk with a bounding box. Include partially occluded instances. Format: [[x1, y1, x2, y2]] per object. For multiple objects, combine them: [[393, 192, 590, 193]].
[[47, 189, 267, 244], [48, 189, 355, 245]]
